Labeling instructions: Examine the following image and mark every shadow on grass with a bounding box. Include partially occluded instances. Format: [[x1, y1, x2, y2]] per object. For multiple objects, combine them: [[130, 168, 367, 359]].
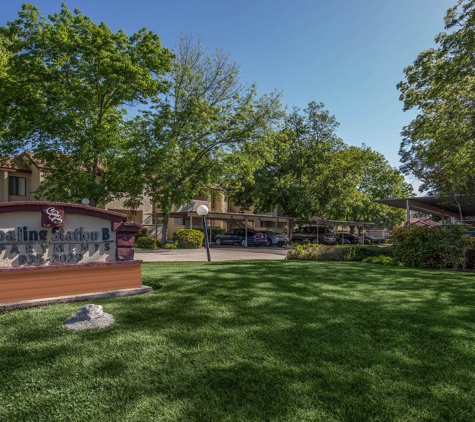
[[1, 261, 475, 421]]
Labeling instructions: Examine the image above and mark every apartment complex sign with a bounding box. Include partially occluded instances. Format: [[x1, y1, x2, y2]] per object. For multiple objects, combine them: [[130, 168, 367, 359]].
[[0, 202, 135, 268]]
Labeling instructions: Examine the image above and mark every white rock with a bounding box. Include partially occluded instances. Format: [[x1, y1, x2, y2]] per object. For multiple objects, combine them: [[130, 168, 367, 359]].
[[75, 304, 103, 321], [64, 304, 114, 330]]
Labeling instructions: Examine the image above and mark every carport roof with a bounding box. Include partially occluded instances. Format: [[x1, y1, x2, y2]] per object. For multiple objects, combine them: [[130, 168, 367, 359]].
[[374, 196, 475, 218], [293, 218, 374, 226], [156, 210, 374, 227], [161, 210, 296, 223]]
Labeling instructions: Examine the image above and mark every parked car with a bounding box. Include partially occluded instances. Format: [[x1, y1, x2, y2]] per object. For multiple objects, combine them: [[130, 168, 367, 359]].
[[334, 234, 350, 244], [261, 230, 289, 247], [335, 233, 360, 244], [362, 234, 379, 244], [291, 226, 336, 245], [214, 229, 267, 247]]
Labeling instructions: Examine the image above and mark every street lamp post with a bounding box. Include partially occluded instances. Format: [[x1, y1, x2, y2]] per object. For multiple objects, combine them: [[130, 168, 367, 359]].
[[197, 205, 211, 262]]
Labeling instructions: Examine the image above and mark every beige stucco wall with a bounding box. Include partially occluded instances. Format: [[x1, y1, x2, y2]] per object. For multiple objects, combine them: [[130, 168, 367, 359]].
[[106, 195, 153, 224], [0, 171, 8, 202], [29, 165, 42, 199], [212, 193, 227, 212], [228, 199, 255, 214]]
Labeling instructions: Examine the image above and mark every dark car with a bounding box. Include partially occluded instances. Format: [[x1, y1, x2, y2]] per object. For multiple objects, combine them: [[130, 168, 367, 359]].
[[215, 229, 267, 247], [335, 233, 360, 244], [261, 230, 289, 247], [291, 226, 336, 245], [362, 234, 379, 244]]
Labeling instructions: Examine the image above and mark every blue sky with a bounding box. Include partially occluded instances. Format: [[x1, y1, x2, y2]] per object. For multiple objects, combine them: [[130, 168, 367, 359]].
[[2, 0, 455, 190]]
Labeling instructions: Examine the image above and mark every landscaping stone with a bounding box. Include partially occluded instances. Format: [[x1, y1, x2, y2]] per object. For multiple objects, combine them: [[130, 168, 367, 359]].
[[64, 304, 115, 330], [76, 304, 103, 321]]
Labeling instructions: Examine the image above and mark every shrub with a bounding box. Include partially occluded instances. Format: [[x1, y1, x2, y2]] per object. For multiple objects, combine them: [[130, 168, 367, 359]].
[[163, 241, 178, 249], [343, 245, 393, 261], [286, 244, 392, 261], [134, 227, 149, 241], [286, 244, 329, 260], [135, 236, 156, 249], [362, 255, 402, 266], [172, 229, 205, 249], [392, 225, 471, 269], [464, 239, 475, 269]]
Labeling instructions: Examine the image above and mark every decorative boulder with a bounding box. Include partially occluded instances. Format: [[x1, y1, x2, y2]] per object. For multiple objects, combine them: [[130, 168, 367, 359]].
[[75, 304, 103, 321], [64, 304, 114, 330]]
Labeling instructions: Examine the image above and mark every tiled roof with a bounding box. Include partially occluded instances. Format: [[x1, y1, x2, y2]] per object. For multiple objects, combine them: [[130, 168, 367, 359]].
[[406, 217, 440, 228], [0, 156, 32, 173]]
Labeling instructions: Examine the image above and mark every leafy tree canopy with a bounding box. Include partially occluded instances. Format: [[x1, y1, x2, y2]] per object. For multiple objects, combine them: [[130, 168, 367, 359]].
[[226, 104, 412, 227], [0, 3, 173, 206], [327, 146, 414, 228], [398, 0, 475, 205], [225, 102, 345, 220], [124, 36, 282, 245]]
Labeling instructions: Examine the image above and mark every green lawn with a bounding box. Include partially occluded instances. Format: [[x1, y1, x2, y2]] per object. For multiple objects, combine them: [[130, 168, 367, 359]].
[[1, 262, 475, 421]]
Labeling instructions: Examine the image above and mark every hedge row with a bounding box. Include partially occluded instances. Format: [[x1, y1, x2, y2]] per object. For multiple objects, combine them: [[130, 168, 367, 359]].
[[287, 227, 475, 271], [391, 225, 472, 269], [286, 245, 392, 261], [135, 229, 205, 249]]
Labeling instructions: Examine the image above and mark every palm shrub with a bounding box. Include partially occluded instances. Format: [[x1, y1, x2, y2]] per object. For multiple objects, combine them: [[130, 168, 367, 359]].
[[172, 229, 205, 249]]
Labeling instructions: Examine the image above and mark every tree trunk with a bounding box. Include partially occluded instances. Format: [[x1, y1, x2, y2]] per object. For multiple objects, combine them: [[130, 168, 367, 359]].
[[161, 213, 169, 247], [452, 194, 464, 224]]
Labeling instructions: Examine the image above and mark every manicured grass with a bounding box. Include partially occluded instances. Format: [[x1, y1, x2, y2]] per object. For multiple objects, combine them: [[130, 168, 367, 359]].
[[1, 261, 475, 421]]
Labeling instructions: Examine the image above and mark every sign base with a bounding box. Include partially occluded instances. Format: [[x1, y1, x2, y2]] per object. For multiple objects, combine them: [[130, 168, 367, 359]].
[[0, 260, 144, 305], [0, 283, 152, 312]]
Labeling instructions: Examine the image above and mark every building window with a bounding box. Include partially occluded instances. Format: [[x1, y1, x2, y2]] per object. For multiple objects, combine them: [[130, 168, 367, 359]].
[[9, 176, 26, 196]]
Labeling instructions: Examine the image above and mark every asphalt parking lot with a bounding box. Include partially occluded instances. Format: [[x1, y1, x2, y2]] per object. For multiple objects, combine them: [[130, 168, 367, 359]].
[[135, 245, 290, 262]]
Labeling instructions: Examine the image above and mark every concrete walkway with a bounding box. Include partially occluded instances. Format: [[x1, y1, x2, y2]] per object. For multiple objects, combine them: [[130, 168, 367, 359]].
[[135, 245, 289, 262]]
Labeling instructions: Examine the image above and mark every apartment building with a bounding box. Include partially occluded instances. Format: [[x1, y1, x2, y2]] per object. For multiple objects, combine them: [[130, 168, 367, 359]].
[[0, 151, 153, 223], [0, 152, 291, 240]]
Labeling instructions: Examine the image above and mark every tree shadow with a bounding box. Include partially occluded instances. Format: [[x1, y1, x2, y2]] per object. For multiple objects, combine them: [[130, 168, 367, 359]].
[[2, 261, 475, 420]]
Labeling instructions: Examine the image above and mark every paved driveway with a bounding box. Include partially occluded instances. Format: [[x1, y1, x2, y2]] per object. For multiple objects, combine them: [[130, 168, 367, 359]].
[[135, 245, 289, 262]]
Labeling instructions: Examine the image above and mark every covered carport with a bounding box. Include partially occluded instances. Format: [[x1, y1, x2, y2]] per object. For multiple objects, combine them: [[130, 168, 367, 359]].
[[149, 210, 296, 247], [374, 197, 475, 224], [293, 218, 374, 243]]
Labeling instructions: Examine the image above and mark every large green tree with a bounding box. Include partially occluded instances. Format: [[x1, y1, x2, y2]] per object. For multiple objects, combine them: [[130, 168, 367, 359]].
[[226, 102, 345, 220], [125, 36, 282, 245], [328, 146, 413, 229], [228, 122, 412, 228], [0, 4, 172, 206], [398, 0, 475, 212]]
